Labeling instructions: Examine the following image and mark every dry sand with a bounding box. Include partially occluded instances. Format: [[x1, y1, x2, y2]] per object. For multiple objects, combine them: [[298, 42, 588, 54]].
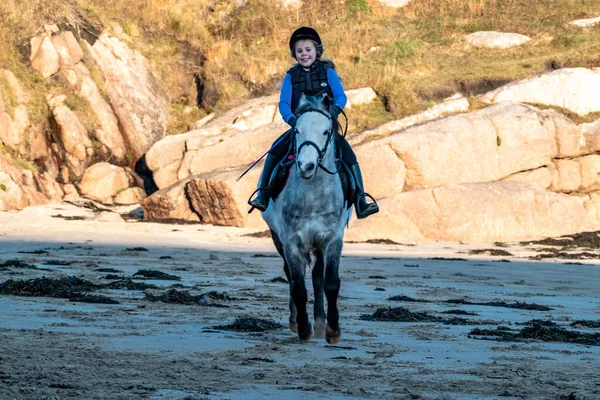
[[0, 202, 599, 400]]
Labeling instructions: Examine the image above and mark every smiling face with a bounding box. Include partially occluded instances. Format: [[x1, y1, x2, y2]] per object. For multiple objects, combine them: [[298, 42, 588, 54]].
[[294, 39, 317, 69]]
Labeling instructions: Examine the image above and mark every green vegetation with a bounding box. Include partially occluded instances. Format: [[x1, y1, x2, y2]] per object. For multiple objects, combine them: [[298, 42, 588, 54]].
[[0, 0, 599, 137], [0, 184, 6, 192]]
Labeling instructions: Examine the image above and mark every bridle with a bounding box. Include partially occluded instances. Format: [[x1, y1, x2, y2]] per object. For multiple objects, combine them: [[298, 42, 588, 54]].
[[281, 107, 341, 175]]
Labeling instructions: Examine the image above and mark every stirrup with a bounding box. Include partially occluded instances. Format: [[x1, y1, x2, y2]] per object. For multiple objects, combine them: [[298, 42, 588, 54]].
[[247, 187, 270, 214], [355, 192, 379, 219]]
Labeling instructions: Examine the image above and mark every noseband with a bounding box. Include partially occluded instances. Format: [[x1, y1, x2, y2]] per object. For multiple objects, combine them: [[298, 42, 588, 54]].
[[284, 107, 341, 175]]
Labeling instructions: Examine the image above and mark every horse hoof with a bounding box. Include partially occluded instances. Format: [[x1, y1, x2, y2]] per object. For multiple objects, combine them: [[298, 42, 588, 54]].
[[298, 332, 313, 344], [298, 324, 313, 343], [289, 323, 298, 333], [314, 320, 326, 339], [326, 326, 341, 344]]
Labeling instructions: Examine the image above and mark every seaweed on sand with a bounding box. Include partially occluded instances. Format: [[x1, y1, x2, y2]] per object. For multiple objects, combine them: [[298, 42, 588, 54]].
[[214, 317, 283, 332], [469, 320, 600, 346]]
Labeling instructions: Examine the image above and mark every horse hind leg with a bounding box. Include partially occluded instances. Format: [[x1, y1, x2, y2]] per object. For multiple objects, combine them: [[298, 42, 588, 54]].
[[324, 238, 343, 344], [271, 230, 297, 333], [312, 250, 326, 339]]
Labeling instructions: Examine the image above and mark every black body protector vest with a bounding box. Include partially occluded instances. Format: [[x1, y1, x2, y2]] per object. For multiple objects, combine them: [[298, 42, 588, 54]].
[[289, 61, 334, 114]]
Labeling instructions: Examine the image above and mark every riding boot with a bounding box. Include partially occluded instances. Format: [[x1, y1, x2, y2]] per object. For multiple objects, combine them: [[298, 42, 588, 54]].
[[349, 163, 379, 219], [248, 153, 279, 212]]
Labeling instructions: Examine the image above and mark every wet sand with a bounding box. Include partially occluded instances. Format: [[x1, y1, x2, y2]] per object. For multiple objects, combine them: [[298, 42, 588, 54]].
[[0, 203, 599, 399]]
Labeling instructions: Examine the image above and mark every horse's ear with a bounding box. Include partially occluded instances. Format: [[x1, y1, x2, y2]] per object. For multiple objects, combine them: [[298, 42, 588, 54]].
[[298, 93, 308, 108], [315, 92, 331, 112], [321, 93, 331, 110]]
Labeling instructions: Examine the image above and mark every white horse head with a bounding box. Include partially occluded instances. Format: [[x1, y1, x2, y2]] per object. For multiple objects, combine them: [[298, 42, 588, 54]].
[[294, 93, 336, 180]]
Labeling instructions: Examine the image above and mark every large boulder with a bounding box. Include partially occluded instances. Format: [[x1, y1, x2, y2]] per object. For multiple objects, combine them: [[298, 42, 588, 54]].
[[46, 94, 93, 179], [348, 93, 470, 146], [86, 33, 170, 159], [30, 35, 60, 79], [0, 71, 29, 149], [480, 68, 600, 116], [140, 176, 201, 222], [369, 102, 559, 191], [357, 181, 596, 242], [0, 155, 53, 211], [62, 62, 126, 161], [51, 31, 84, 68], [78, 162, 130, 203]]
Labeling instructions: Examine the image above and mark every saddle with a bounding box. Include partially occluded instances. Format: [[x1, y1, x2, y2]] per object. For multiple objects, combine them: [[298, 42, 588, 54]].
[[268, 156, 357, 210]]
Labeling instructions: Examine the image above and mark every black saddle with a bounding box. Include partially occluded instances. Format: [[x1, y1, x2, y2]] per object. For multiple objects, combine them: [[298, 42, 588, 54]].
[[268, 157, 357, 210]]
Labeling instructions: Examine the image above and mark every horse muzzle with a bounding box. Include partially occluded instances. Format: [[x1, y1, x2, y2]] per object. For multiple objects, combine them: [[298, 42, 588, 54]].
[[297, 160, 317, 179]]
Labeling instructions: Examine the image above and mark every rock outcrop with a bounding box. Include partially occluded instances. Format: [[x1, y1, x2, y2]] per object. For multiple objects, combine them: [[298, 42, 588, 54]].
[[139, 66, 600, 243], [466, 31, 531, 49], [479, 68, 600, 116], [0, 24, 173, 208], [86, 33, 170, 159]]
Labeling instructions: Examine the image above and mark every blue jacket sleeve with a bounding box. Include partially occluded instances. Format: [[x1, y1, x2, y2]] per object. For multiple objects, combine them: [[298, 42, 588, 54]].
[[327, 68, 347, 110], [278, 73, 294, 124]]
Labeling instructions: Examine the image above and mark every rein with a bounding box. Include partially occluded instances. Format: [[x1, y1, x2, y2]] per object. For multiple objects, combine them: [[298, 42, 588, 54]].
[[282, 107, 342, 175]]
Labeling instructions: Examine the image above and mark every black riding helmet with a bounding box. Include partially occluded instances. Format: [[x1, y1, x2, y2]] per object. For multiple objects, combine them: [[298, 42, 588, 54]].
[[289, 27, 322, 52]]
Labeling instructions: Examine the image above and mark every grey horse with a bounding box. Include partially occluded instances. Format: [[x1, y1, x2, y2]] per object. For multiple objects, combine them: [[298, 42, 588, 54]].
[[261, 93, 352, 344]]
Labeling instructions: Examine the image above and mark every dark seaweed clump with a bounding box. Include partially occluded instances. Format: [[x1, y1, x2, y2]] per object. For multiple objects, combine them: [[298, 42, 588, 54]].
[[570, 320, 600, 329], [0, 259, 38, 269], [0, 276, 98, 297], [442, 309, 478, 316], [133, 269, 181, 281], [144, 289, 229, 306], [361, 307, 441, 322], [0, 276, 118, 304], [522, 231, 600, 248], [242, 230, 272, 238], [361, 307, 496, 326], [70, 294, 119, 304], [468, 249, 513, 256], [429, 257, 468, 262], [214, 317, 283, 332], [42, 260, 72, 266], [104, 278, 158, 290], [470, 320, 600, 346], [388, 295, 423, 302], [446, 299, 551, 311]]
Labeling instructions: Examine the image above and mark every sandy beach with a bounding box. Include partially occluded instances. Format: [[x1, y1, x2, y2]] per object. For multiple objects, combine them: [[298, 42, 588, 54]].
[[1, 202, 599, 400]]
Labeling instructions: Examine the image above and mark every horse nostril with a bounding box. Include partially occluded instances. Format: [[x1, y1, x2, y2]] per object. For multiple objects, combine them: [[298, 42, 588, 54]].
[[306, 163, 315, 172]]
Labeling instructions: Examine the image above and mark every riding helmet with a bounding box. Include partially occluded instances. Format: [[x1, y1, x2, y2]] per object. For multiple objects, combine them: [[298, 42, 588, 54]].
[[289, 27, 322, 52]]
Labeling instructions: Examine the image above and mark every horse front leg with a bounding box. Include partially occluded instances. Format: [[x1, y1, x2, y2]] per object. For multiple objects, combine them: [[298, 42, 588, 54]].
[[312, 250, 326, 339], [271, 230, 297, 332], [284, 243, 312, 343], [324, 237, 343, 344], [283, 261, 297, 332]]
